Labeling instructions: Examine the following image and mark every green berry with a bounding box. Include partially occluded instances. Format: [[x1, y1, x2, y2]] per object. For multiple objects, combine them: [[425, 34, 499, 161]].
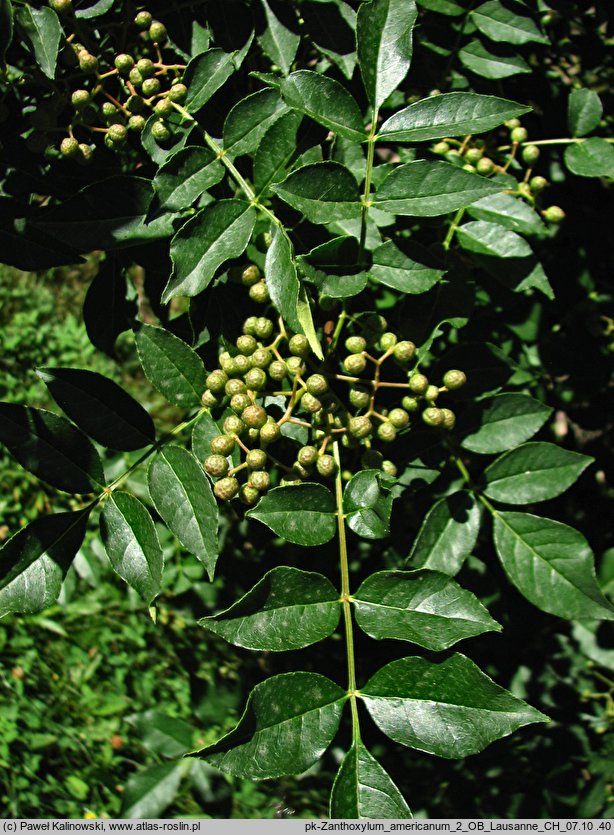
[[348, 416, 373, 439], [288, 334, 310, 357], [254, 317, 274, 340], [476, 157, 494, 176], [345, 335, 367, 354], [136, 58, 154, 78], [344, 354, 367, 374], [286, 356, 306, 377], [441, 408, 456, 430], [249, 470, 270, 492], [511, 126, 528, 144], [237, 334, 257, 355], [239, 484, 260, 505], [425, 385, 440, 402], [251, 348, 272, 369], [379, 332, 398, 351], [102, 102, 118, 120], [268, 360, 288, 381], [115, 53, 135, 74], [201, 390, 221, 408], [505, 118, 521, 130], [77, 143, 93, 164], [377, 421, 396, 443], [381, 460, 398, 477], [349, 386, 371, 409], [129, 68, 144, 88], [151, 120, 170, 144], [241, 405, 267, 429], [49, 0, 72, 14], [107, 124, 127, 143], [543, 205, 565, 223], [223, 415, 244, 435], [306, 374, 328, 396], [126, 95, 145, 114], [210, 434, 235, 456], [442, 369, 467, 390], [293, 461, 312, 479], [78, 51, 98, 73], [233, 354, 251, 374], [215, 477, 240, 501], [60, 136, 80, 158], [168, 84, 188, 103], [71, 89, 90, 109], [230, 393, 251, 414], [422, 407, 444, 427], [245, 367, 267, 391], [408, 373, 429, 395], [260, 422, 281, 444], [142, 78, 161, 97], [155, 98, 173, 118], [388, 408, 409, 428], [242, 316, 258, 336], [301, 393, 322, 414], [128, 115, 146, 132], [241, 264, 261, 286], [249, 281, 270, 303], [317, 455, 337, 478], [204, 454, 229, 478], [134, 10, 153, 28], [206, 369, 228, 393], [255, 231, 273, 251], [361, 449, 383, 469], [246, 449, 267, 470], [433, 141, 450, 154], [298, 446, 318, 467], [393, 341, 416, 363], [464, 147, 483, 164], [401, 395, 420, 412], [530, 175, 548, 192], [522, 144, 540, 165], [462, 164, 476, 173], [149, 21, 167, 43]]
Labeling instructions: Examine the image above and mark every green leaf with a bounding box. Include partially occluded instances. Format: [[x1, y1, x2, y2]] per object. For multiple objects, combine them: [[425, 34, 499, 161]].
[[37, 367, 155, 452], [223, 88, 289, 157], [360, 654, 548, 758], [567, 89, 603, 138], [246, 483, 336, 546], [343, 470, 395, 540], [193, 672, 346, 778], [165, 200, 256, 301], [120, 762, 184, 818], [135, 325, 206, 409], [148, 446, 219, 580], [407, 492, 480, 576], [330, 740, 412, 819], [466, 193, 546, 237], [493, 511, 614, 621], [258, 0, 300, 75], [353, 569, 501, 649], [375, 161, 500, 216], [0, 0, 14, 69], [100, 491, 163, 605], [0, 510, 90, 618], [298, 236, 369, 299], [184, 48, 236, 113], [126, 710, 195, 758], [192, 411, 223, 463], [379, 93, 530, 142], [458, 393, 552, 455], [0, 404, 105, 493], [483, 442, 593, 504], [254, 111, 302, 197], [416, 0, 464, 15], [297, 285, 325, 361], [356, 0, 418, 110], [281, 71, 365, 141], [152, 147, 224, 212], [564, 138, 614, 179], [15, 6, 61, 79], [200, 567, 340, 651], [265, 225, 300, 332], [459, 39, 531, 79], [271, 162, 361, 224], [370, 240, 444, 294], [471, 1, 548, 45], [83, 259, 135, 358], [74, 0, 114, 19]]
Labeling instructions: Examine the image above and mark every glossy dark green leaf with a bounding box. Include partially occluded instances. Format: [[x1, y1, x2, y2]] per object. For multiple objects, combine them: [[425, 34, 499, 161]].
[[0, 510, 90, 618], [471, 1, 548, 45], [37, 368, 155, 451], [15, 6, 61, 79], [407, 492, 480, 576], [265, 225, 300, 332], [375, 161, 500, 216], [254, 111, 302, 197], [0, 0, 13, 69], [360, 654, 548, 758], [379, 93, 530, 142], [458, 393, 552, 455], [343, 470, 395, 540], [353, 569, 500, 649], [165, 200, 256, 301], [416, 0, 464, 15], [459, 39, 531, 79], [74, 0, 114, 17], [193, 672, 347, 778], [466, 193, 546, 237], [0, 404, 104, 493], [356, 0, 418, 110], [184, 48, 236, 113], [484, 442, 593, 504], [135, 325, 206, 410], [200, 567, 340, 651], [298, 236, 369, 299], [148, 446, 219, 579], [258, 0, 300, 75], [83, 259, 136, 358], [567, 89, 603, 138], [564, 138, 614, 179], [153, 147, 224, 212], [493, 511, 614, 621], [281, 71, 365, 141], [33, 177, 175, 252], [223, 88, 288, 157], [370, 240, 444, 294], [246, 483, 337, 546], [271, 162, 361, 223], [126, 710, 195, 758], [120, 762, 184, 819], [100, 491, 163, 604], [330, 740, 412, 819]]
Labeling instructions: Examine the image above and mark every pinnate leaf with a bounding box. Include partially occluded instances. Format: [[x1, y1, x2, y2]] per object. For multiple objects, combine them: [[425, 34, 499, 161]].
[[271, 162, 361, 224], [458, 393, 552, 455], [153, 147, 224, 212], [246, 483, 336, 546], [15, 6, 61, 79], [184, 49, 236, 113], [223, 88, 289, 156], [459, 39, 531, 79], [135, 325, 206, 410], [407, 492, 480, 576], [471, 1, 548, 45], [330, 741, 411, 819], [370, 240, 444, 294], [254, 111, 301, 197], [466, 193, 546, 237], [343, 470, 396, 540], [258, 0, 300, 75], [281, 71, 365, 141]]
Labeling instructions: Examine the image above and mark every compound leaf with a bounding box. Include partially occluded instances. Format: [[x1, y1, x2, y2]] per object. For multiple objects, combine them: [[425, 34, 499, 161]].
[[330, 740, 411, 819]]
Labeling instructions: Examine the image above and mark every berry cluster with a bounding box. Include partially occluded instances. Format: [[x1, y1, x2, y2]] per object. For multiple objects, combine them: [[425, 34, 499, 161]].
[[201, 266, 467, 503]]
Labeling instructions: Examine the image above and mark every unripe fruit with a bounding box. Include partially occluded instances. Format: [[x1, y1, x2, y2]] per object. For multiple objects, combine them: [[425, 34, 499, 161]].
[[344, 354, 367, 374], [246, 449, 267, 470], [78, 51, 98, 73], [306, 374, 328, 396], [388, 408, 410, 428], [442, 369, 467, 390], [136, 58, 154, 78], [168, 83, 188, 103], [441, 408, 456, 430], [298, 446, 318, 467], [393, 340, 416, 363], [241, 404, 267, 429], [241, 264, 260, 286], [129, 68, 144, 87], [49, 0, 72, 14], [349, 386, 371, 409], [251, 348, 272, 369], [230, 393, 251, 414], [361, 449, 383, 469], [433, 141, 450, 154], [128, 115, 146, 132], [245, 367, 267, 391], [155, 99, 174, 118], [345, 335, 367, 354], [422, 407, 444, 427], [134, 10, 153, 28], [260, 422, 281, 444], [249, 282, 270, 304], [268, 360, 288, 381], [293, 461, 312, 479], [223, 415, 244, 435], [476, 157, 494, 176], [149, 21, 167, 43], [379, 331, 397, 351], [316, 455, 337, 478], [348, 416, 373, 439], [511, 126, 528, 144], [239, 484, 260, 505], [204, 454, 229, 477], [206, 369, 228, 393], [381, 460, 398, 477], [242, 316, 258, 335], [127, 95, 145, 114], [254, 317, 274, 340], [543, 205, 565, 223], [462, 163, 476, 173], [522, 144, 540, 165], [60, 136, 80, 157], [377, 421, 396, 442], [71, 89, 90, 109], [530, 175, 548, 192], [464, 147, 483, 164], [77, 143, 93, 164], [505, 118, 521, 129], [286, 356, 306, 377], [425, 384, 440, 402], [302, 393, 322, 413], [401, 395, 420, 412], [152, 121, 170, 142], [115, 53, 135, 74], [107, 124, 127, 143], [102, 101, 118, 120], [226, 378, 247, 397], [210, 434, 235, 455], [201, 390, 221, 408], [142, 78, 161, 97], [237, 334, 257, 355], [214, 477, 239, 501], [233, 354, 251, 374], [408, 373, 429, 395], [288, 334, 309, 357], [249, 470, 270, 492]]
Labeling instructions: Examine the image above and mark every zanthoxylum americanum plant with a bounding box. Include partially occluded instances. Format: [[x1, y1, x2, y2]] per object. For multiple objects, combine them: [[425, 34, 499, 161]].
[[1, 0, 613, 819]]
